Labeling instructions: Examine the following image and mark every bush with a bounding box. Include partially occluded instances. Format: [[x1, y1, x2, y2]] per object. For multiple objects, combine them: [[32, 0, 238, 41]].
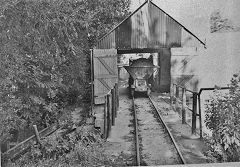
[[8, 125, 114, 167], [204, 73, 240, 162]]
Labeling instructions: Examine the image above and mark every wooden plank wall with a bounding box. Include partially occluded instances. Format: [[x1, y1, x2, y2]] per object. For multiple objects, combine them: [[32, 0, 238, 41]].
[[93, 49, 118, 104]]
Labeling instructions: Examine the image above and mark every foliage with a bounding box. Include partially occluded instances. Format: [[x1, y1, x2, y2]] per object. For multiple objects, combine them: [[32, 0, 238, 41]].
[[7, 125, 114, 167], [204, 73, 240, 162], [210, 10, 234, 33], [0, 0, 88, 143], [0, 0, 130, 144], [81, 0, 131, 47]]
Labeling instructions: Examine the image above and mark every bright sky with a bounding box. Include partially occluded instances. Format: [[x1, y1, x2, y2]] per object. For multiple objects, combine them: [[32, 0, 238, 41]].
[[130, 0, 240, 37]]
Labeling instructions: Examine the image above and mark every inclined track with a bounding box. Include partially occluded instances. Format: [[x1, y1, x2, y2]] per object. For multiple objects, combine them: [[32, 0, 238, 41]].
[[132, 95, 186, 166]]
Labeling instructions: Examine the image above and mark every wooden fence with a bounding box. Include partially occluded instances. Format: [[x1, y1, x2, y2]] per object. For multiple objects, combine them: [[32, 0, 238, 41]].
[[170, 83, 230, 138], [1, 123, 60, 164], [171, 83, 200, 137], [1, 83, 119, 165], [103, 83, 119, 139]]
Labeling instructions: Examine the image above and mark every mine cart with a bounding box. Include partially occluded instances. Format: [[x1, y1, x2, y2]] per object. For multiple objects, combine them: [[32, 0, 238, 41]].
[[124, 58, 159, 97]]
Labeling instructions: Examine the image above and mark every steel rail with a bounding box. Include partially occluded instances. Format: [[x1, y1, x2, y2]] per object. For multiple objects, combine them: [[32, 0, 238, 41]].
[[132, 96, 141, 166], [148, 96, 186, 164]]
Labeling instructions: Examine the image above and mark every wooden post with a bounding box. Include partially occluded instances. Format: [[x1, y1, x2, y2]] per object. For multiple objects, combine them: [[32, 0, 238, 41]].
[[90, 49, 94, 116], [107, 94, 111, 138], [171, 84, 175, 106], [175, 86, 180, 113], [115, 85, 117, 115], [198, 94, 203, 139], [170, 84, 174, 107], [115, 83, 118, 118], [111, 88, 115, 126], [0, 144, 1, 167], [192, 93, 198, 135], [176, 86, 179, 98], [33, 125, 41, 147], [117, 83, 119, 109], [115, 83, 119, 116], [170, 92, 172, 108], [182, 88, 186, 124], [104, 96, 108, 139]]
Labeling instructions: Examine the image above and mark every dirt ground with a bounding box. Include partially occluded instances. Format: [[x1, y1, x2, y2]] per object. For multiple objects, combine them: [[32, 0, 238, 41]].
[[150, 93, 208, 164], [102, 88, 136, 166]]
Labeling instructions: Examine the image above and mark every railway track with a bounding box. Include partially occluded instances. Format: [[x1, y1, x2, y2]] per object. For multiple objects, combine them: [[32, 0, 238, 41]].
[[132, 95, 186, 166]]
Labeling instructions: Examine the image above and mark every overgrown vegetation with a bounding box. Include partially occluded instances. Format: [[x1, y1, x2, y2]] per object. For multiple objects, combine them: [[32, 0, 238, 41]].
[[0, 0, 130, 165], [204, 73, 240, 162], [6, 125, 115, 167]]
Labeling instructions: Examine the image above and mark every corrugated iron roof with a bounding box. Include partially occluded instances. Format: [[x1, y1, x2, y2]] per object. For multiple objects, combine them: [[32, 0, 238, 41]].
[[96, 1, 205, 50]]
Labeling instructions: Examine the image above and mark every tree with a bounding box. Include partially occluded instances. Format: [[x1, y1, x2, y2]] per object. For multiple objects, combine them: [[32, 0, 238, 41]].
[[0, 0, 130, 144], [210, 10, 234, 33], [83, 0, 131, 47]]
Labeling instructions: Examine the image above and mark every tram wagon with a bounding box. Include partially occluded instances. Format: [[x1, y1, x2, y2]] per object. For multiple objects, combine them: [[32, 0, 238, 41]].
[[124, 58, 159, 97]]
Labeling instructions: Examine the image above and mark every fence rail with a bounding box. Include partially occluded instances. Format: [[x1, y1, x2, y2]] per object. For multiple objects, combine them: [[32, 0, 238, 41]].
[[2, 123, 60, 164], [170, 83, 230, 138]]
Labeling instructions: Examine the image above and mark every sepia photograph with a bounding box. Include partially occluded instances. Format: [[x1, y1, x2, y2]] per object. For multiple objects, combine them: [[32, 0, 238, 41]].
[[1, 0, 240, 166]]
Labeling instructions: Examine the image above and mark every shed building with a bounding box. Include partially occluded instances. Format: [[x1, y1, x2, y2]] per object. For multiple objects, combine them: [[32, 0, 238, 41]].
[[92, 0, 205, 104]]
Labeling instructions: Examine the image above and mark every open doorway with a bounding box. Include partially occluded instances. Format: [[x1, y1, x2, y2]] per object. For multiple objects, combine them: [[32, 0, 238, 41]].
[[118, 52, 159, 92], [118, 49, 171, 93]]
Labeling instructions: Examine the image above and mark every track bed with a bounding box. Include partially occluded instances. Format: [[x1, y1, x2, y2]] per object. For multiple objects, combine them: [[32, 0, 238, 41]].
[[133, 97, 184, 166], [103, 88, 185, 166]]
